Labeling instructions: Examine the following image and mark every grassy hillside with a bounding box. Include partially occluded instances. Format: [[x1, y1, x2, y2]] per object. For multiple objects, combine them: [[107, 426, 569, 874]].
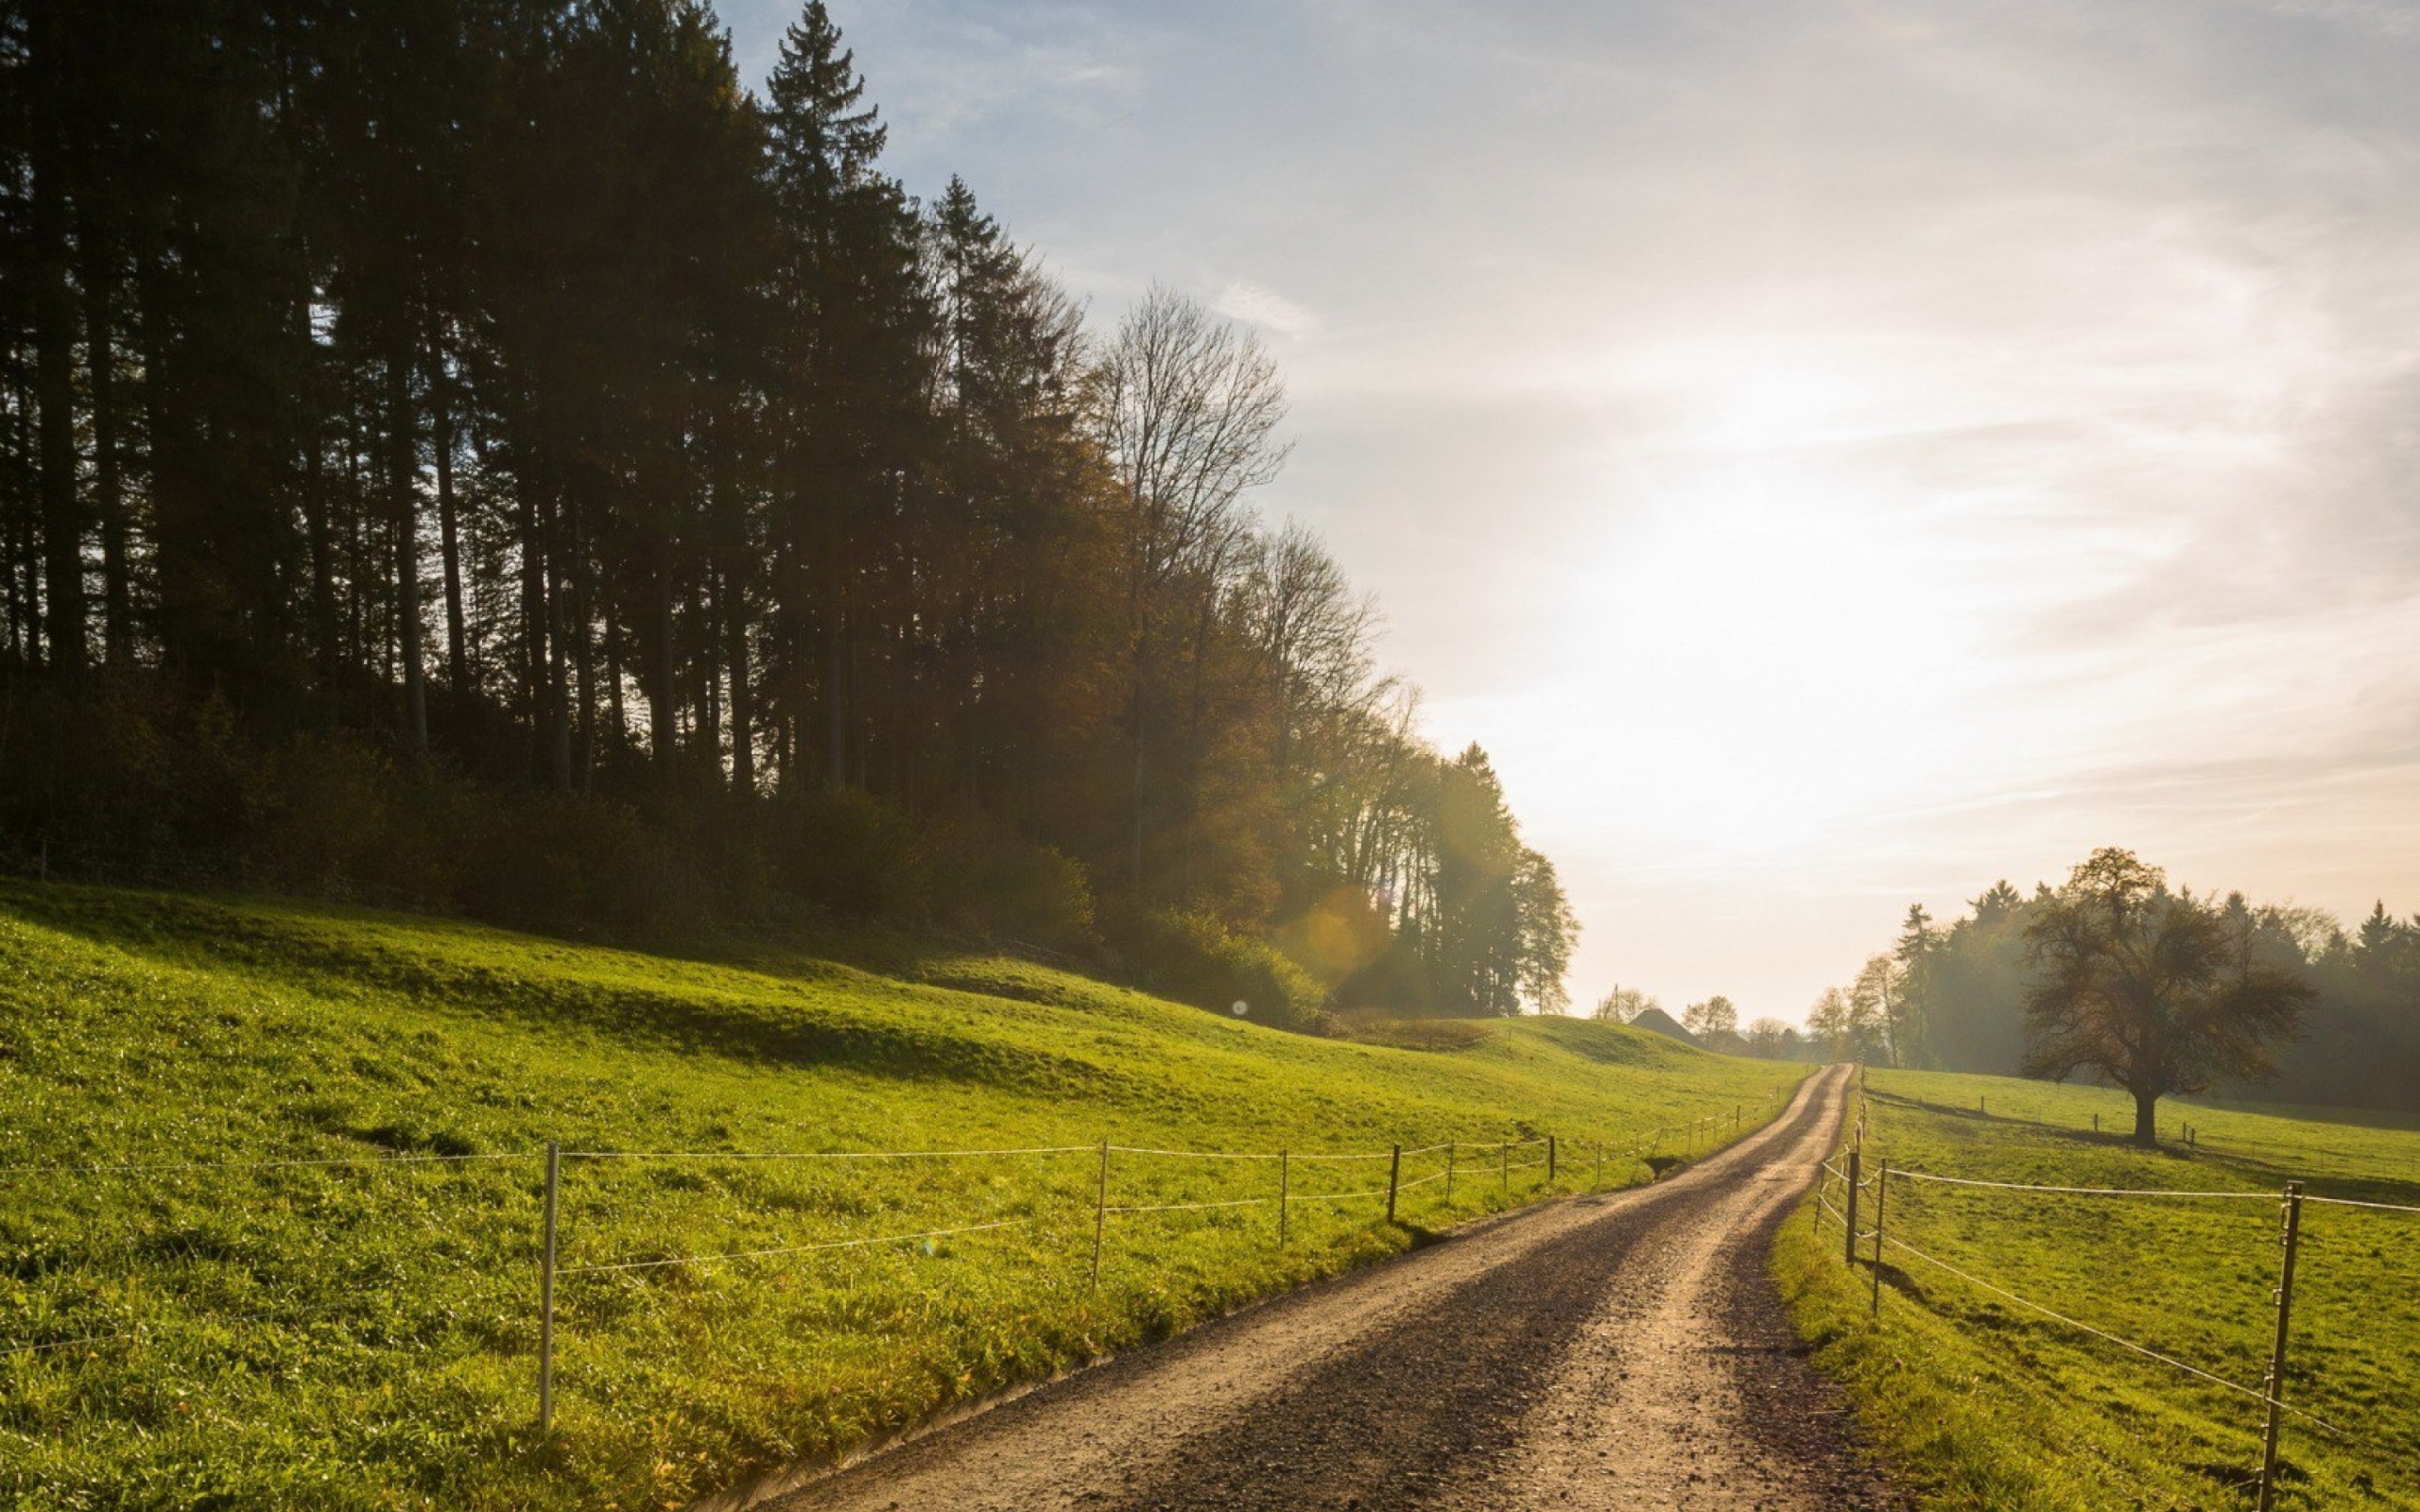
[[1774, 1068, 2420, 1510], [0, 882, 1802, 1511]]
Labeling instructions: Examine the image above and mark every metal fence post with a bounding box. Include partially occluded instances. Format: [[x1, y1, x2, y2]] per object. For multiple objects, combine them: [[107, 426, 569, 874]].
[[538, 1141, 560, 1435], [1089, 1141, 1110, 1286], [2256, 1181, 2305, 1512], [1278, 1148, 1289, 1246], [1871, 1159, 1888, 1318], [1386, 1143, 1402, 1224], [1844, 1148, 1862, 1269]]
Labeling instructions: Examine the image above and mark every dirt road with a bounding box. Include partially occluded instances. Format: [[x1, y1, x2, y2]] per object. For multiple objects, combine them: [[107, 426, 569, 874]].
[[745, 1064, 1897, 1512]]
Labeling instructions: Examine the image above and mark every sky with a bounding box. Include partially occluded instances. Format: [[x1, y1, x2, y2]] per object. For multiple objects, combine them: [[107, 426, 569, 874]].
[[718, 0, 2420, 1024]]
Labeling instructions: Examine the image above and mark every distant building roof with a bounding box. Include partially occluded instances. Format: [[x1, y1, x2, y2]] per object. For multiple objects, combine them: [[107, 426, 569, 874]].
[[1629, 1005, 1699, 1047]]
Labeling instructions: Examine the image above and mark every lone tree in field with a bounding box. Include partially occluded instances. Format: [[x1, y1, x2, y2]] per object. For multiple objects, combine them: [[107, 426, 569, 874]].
[[2023, 849, 2313, 1147]]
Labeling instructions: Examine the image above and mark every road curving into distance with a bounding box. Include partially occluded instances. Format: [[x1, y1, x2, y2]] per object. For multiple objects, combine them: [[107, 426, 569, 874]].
[[730, 1062, 1899, 1512]]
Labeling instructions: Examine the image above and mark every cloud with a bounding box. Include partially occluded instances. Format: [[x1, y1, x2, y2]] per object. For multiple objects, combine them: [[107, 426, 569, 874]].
[[1212, 281, 1320, 341]]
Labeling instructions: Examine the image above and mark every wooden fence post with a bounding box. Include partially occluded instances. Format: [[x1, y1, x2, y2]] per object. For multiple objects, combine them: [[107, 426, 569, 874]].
[[1844, 1148, 1862, 1269], [1278, 1148, 1289, 1246], [1499, 1141, 1510, 1200], [1089, 1141, 1110, 1286], [1547, 1135, 1557, 1186], [1386, 1143, 1402, 1224], [1444, 1142, 1455, 1205], [538, 1141, 560, 1435], [2256, 1182, 2305, 1512], [1594, 1140, 1603, 1190], [1871, 1159, 1888, 1318]]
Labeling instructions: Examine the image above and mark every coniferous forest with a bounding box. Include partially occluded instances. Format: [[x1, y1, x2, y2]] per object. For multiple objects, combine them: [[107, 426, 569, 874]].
[[1784, 877, 2420, 1114], [0, 0, 1578, 1020]]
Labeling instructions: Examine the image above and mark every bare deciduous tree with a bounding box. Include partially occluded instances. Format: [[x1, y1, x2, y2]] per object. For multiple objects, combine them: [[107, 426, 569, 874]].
[[1683, 995, 1738, 1039], [1593, 986, 1659, 1024], [1094, 285, 1290, 894]]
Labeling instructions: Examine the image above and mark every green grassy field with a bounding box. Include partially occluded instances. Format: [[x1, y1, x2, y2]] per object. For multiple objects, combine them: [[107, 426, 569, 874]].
[[1774, 1067, 2420, 1510], [0, 882, 1802, 1510]]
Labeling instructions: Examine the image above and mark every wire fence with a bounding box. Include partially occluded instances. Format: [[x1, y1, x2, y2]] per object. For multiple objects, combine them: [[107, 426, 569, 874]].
[[2, 1089, 1800, 1449], [1815, 1074, 2418, 1511]]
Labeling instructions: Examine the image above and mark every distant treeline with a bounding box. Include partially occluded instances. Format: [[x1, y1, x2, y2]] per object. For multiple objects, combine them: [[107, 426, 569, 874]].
[[0, 0, 1575, 1021], [1790, 881, 2420, 1112]]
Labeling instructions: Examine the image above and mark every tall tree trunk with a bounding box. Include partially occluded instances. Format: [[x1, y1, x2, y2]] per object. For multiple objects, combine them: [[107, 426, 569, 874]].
[[822, 519, 846, 790], [346, 405, 368, 676], [696, 578, 721, 778], [430, 322, 468, 696], [389, 346, 427, 759], [81, 229, 131, 666], [547, 546, 572, 790], [1177, 580, 1223, 907], [518, 469, 549, 781], [27, 1, 81, 679], [570, 493, 595, 793], [653, 561, 678, 783], [537, 478, 571, 790], [606, 609, 628, 754], [4, 367, 30, 660], [302, 405, 337, 710], [2133, 1090, 2159, 1148], [723, 562, 753, 793]]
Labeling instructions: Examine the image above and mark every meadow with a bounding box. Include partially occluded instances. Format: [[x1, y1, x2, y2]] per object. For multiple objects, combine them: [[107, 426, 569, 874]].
[[0, 881, 1802, 1511], [1773, 1067, 2420, 1510]]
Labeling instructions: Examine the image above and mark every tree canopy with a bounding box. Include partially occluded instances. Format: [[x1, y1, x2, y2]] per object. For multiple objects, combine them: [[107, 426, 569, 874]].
[[2020, 849, 2313, 1144], [0, 0, 1576, 1019]]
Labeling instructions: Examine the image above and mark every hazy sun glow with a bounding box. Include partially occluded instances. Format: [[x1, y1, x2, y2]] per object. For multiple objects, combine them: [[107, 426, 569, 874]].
[[734, 0, 2420, 1022]]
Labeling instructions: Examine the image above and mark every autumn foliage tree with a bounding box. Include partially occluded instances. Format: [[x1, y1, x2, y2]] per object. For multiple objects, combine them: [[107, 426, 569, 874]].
[[2022, 849, 2313, 1145]]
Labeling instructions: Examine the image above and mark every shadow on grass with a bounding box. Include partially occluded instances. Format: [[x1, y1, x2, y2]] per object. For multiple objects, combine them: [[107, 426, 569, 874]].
[[1864, 1088, 2420, 1220], [0, 879, 1143, 1103]]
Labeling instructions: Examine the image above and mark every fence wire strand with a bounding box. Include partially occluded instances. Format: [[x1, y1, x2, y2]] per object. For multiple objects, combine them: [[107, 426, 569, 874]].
[[563, 1145, 1093, 1163], [1876, 1231, 2383, 1452], [1104, 1195, 1272, 1215], [1884, 1169, 2276, 1201], [1294, 1184, 1393, 1204], [1879, 1232, 2271, 1405], [2302, 1194, 2420, 1215], [560, 1218, 1032, 1277], [0, 1151, 535, 1177]]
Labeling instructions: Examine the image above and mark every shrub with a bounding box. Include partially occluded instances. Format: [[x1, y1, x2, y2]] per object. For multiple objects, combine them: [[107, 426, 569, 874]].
[[762, 789, 927, 920], [919, 817, 1096, 953], [1112, 908, 1332, 1033]]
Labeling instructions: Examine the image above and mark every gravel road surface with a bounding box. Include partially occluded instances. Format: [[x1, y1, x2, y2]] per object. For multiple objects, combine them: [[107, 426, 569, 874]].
[[734, 1063, 1897, 1512]]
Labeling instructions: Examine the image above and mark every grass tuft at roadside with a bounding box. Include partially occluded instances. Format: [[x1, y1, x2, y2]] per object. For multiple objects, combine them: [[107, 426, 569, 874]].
[[1774, 1068, 2420, 1511]]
